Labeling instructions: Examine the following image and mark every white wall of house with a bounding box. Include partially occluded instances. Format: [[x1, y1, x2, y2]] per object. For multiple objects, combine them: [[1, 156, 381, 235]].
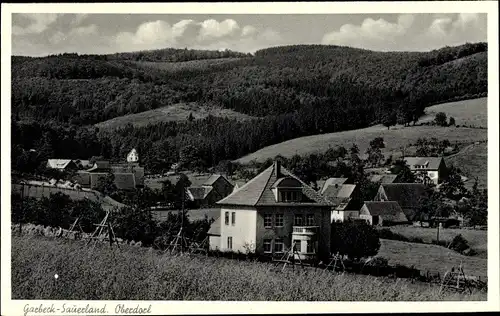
[[359, 214, 373, 225], [331, 210, 359, 222], [219, 207, 257, 252], [209, 236, 221, 250]]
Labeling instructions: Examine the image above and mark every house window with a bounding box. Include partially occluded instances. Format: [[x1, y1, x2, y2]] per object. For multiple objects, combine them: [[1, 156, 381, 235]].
[[227, 237, 233, 250], [275, 214, 284, 227], [306, 240, 315, 253], [294, 214, 303, 226], [264, 214, 273, 228], [274, 238, 284, 253], [231, 212, 236, 225], [293, 239, 301, 252], [225, 211, 229, 225], [263, 239, 272, 253], [280, 190, 301, 202], [306, 214, 315, 226]]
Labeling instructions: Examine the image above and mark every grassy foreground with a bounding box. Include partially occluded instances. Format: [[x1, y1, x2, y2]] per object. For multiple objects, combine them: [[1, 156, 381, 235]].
[[12, 236, 486, 301]]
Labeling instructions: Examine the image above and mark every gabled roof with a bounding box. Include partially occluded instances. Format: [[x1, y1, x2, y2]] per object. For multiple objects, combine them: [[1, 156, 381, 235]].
[[361, 201, 408, 222], [114, 173, 136, 190], [187, 186, 213, 200], [403, 157, 444, 170], [217, 161, 332, 207], [203, 174, 227, 186], [47, 159, 74, 169], [320, 178, 348, 194], [87, 161, 110, 172], [379, 183, 426, 209], [370, 174, 398, 184], [207, 216, 221, 236]]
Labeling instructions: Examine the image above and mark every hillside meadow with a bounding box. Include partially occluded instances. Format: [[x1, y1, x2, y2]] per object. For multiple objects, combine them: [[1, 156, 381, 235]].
[[381, 226, 487, 258], [236, 125, 487, 164], [378, 239, 487, 280], [419, 97, 487, 128], [96, 102, 253, 130], [445, 142, 488, 189], [11, 236, 486, 301]]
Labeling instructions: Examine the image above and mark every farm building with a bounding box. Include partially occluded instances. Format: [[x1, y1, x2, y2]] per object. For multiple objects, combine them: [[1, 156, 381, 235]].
[[369, 174, 399, 184], [73, 161, 145, 191], [46, 159, 78, 170], [214, 160, 332, 261], [318, 178, 349, 193], [403, 157, 447, 185], [359, 201, 408, 226], [186, 174, 234, 208], [320, 180, 360, 222], [374, 183, 427, 222], [207, 216, 221, 251]]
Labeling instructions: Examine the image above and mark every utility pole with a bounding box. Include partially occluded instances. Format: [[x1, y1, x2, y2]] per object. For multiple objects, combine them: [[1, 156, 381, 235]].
[[436, 220, 440, 243]]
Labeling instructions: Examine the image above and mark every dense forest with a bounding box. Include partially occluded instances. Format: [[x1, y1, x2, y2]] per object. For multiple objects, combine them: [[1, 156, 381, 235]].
[[11, 43, 488, 174]]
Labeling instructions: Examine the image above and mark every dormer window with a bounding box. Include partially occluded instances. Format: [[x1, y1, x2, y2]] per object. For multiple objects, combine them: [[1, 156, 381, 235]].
[[280, 190, 301, 202], [272, 177, 303, 202]]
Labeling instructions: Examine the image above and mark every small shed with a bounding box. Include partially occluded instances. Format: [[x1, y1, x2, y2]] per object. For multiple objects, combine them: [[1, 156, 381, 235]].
[[359, 201, 408, 226]]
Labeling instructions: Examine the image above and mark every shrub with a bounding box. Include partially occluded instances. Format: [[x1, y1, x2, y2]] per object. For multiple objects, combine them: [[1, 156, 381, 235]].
[[448, 234, 470, 253], [434, 112, 448, 127], [331, 221, 381, 260], [449, 117, 456, 126]]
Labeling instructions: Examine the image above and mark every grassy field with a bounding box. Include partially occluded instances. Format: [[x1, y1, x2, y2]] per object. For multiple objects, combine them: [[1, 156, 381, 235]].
[[378, 239, 487, 279], [237, 97, 487, 164], [95, 102, 253, 130], [11, 236, 485, 301], [419, 97, 487, 128], [445, 142, 488, 189], [381, 226, 487, 258], [236, 125, 487, 164]]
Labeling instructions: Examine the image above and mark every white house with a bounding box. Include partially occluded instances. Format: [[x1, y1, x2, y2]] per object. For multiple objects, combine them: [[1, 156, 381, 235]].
[[212, 160, 333, 261], [403, 157, 447, 185], [127, 148, 139, 163]]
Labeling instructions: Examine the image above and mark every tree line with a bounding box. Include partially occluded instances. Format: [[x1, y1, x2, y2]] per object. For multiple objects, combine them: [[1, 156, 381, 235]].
[[11, 43, 488, 175]]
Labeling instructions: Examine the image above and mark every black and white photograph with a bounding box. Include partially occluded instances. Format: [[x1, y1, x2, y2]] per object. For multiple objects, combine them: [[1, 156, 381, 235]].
[[1, 1, 499, 314]]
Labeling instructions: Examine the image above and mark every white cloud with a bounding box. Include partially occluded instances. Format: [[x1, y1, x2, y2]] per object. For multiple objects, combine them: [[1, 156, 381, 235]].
[[113, 18, 283, 53], [322, 13, 486, 52], [13, 16, 284, 55], [322, 14, 415, 51], [70, 14, 88, 27], [49, 24, 98, 45], [417, 13, 486, 50], [197, 19, 240, 40], [13, 13, 60, 35]]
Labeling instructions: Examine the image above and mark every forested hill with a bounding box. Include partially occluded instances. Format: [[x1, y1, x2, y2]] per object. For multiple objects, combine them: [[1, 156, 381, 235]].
[[11, 43, 487, 174]]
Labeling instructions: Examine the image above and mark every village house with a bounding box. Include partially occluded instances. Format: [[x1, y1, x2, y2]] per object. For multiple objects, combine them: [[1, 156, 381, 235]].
[[359, 201, 408, 226], [374, 183, 427, 223], [46, 159, 78, 171], [71, 150, 145, 191], [207, 216, 221, 251], [369, 174, 399, 184], [213, 160, 333, 261], [320, 178, 360, 222], [186, 174, 234, 208], [403, 157, 447, 185]]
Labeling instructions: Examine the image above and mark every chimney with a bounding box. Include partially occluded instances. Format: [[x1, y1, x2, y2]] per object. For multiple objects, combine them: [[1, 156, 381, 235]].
[[275, 160, 281, 177]]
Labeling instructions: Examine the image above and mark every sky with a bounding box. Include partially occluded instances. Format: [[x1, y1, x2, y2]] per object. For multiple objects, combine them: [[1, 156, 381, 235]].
[[11, 13, 487, 56]]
